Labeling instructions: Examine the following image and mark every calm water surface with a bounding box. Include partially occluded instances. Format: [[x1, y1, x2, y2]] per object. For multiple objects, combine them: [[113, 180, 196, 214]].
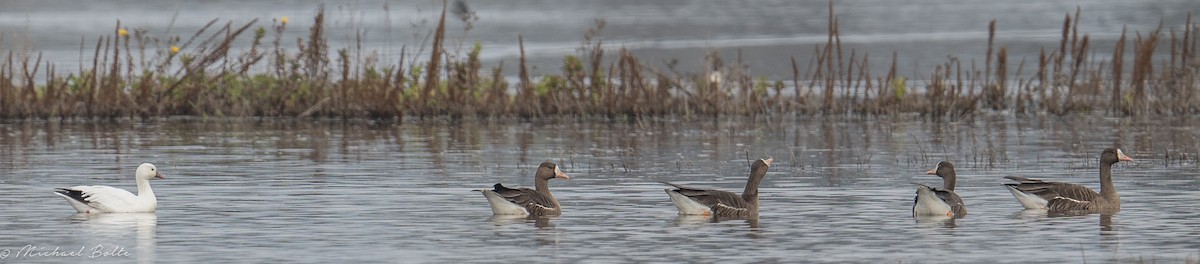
[[1, 116, 1199, 263]]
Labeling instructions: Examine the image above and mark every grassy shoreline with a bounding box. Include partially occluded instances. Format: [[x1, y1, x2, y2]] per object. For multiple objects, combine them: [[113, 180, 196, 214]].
[[0, 2, 1196, 120]]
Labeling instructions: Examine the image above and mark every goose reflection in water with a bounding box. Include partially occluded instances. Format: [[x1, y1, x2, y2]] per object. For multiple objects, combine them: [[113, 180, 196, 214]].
[[672, 214, 762, 229], [487, 215, 556, 229], [485, 215, 561, 247], [914, 214, 957, 228], [69, 212, 157, 264]]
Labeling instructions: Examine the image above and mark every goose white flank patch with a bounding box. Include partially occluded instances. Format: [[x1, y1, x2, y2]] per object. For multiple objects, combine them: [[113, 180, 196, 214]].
[[478, 162, 570, 216], [662, 158, 773, 218], [54, 163, 166, 213], [1003, 148, 1133, 214], [913, 185, 954, 217], [912, 161, 967, 218]]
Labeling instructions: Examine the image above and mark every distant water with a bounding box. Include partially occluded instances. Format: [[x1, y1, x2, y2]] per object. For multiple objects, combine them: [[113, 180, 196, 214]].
[[1, 0, 1197, 79], [0, 116, 1198, 262]]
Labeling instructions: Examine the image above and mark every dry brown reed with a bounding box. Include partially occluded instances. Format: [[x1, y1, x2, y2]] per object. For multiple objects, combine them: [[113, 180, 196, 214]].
[[0, 1, 1196, 120]]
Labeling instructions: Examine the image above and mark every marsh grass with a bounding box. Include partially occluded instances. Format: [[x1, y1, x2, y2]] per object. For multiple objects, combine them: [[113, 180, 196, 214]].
[[0, 2, 1196, 120]]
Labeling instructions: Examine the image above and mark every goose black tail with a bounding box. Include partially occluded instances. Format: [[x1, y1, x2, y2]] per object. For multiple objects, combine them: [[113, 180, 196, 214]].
[[54, 188, 88, 204]]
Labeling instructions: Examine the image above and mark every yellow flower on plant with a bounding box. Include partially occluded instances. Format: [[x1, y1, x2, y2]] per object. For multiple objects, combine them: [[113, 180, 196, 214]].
[[280, 16, 289, 24], [170, 45, 180, 54], [118, 28, 128, 37]]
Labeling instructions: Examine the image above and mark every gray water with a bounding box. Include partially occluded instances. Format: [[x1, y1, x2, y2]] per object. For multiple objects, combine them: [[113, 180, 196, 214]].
[[0, 116, 1198, 263], [1, 0, 1198, 79]]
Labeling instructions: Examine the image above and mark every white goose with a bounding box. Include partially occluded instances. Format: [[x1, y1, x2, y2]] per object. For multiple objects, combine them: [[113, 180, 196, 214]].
[[54, 163, 166, 213]]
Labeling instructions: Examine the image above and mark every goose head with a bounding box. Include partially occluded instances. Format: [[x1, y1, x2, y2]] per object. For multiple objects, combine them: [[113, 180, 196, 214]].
[[751, 158, 773, 175], [925, 161, 955, 179], [1101, 148, 1134, 165], [137, 163, 166, 181], [535, 162, 570, 181]]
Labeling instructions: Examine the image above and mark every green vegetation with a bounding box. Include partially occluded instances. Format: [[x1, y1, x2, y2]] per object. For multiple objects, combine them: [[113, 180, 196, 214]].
[[0, 2, 1196, 120]]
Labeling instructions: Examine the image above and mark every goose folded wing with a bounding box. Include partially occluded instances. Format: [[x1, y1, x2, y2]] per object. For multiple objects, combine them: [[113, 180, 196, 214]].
[[1004, 176, 1066, 200], [934, 188, 968, 215], [70, 185, 140, 212], [934, 189, 965, 207], [1005, 176, 1101, 209], [492, 184, 556, 210], [1044, 184, 1101, 210], [663, 182, 748, 210]]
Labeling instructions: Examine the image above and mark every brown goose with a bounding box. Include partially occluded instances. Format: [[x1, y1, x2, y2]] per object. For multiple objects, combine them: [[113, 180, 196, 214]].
[[662, 158, 773, 217], [479, 162, 570, 216], [1004, 148, 1133, 214], [913, 161, 967, 218]]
